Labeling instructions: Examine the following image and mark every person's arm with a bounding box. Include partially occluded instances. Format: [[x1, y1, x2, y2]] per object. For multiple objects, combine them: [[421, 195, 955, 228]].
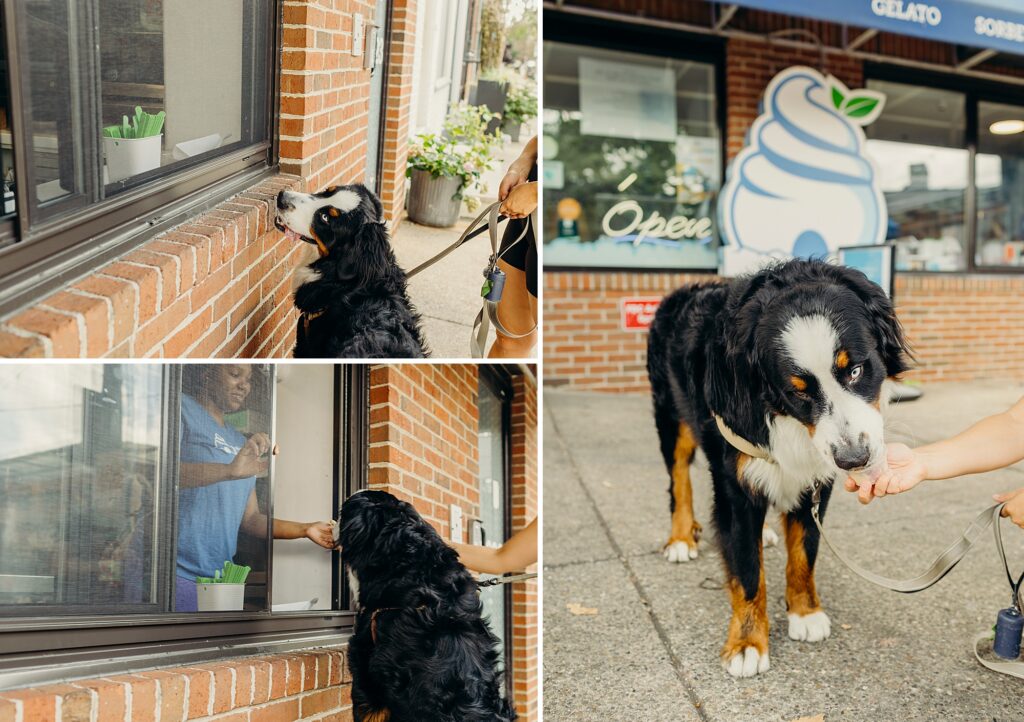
[[498, 136, 538, 201], [239, 490, 337, 548], [179, 433, 272, 489], [846, 397, 1024, 504], [452, 518, 537, 575]]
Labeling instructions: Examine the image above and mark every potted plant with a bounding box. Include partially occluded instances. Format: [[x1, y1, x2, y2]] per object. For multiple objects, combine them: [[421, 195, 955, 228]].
[[195, 561, 250, 612], [406, 105, 502, 227], [102, 106, 166, 183], [501, 83, 537, 142]]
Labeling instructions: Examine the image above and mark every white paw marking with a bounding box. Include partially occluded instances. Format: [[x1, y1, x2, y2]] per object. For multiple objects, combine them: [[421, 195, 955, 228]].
[[788, 610, 831, 642], [762, 526, 779, 547], [663, 540, 698, 563], [726, 646, 770, 678]]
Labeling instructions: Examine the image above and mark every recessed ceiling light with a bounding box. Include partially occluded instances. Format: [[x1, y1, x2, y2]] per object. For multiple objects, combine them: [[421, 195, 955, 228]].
[[989, 119, 1024, 135]]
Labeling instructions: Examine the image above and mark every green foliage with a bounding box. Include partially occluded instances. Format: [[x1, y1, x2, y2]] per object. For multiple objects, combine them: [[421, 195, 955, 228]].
[[480, 0, 506, 76], [103, 106, 165, 139], [407, 103, 503, 207], [503, 82, 537, 125]]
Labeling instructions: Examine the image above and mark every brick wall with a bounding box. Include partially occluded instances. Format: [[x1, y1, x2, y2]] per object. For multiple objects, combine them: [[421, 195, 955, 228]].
[[367, 364, 539, 720], [0, 648, 352, 722], [0, 0, 415, 359], [544, 26, 1024, 392]]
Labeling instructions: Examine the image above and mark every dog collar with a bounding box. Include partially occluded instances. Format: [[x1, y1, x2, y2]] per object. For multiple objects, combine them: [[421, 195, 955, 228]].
[[713, 414, 775, 463], [370, 605, 427, 644]]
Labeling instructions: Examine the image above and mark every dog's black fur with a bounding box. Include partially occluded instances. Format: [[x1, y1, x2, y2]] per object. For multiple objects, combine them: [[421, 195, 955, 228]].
[[340, 490, 517, 722], [276, 184, 428, 358], [647, 259, 911, 671]]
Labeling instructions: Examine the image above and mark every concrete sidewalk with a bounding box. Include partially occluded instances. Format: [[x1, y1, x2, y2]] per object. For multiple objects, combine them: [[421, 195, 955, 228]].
[[390, 124, 537, 359], [544, 381, 1024, 721]]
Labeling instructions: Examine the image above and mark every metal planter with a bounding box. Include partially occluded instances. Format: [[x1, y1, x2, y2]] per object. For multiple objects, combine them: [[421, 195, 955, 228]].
[[407, 169, 463, 228]]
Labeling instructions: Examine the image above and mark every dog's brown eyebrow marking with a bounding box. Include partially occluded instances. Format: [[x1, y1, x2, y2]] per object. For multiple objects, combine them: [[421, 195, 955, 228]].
[[326, 185, 339, 193], [328, 207, 340, 217], [790, 376, 807, 391], [836, 350, 849, 369]]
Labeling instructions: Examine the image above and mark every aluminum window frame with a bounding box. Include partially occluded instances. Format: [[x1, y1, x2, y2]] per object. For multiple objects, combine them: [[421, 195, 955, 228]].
[[0, 0, 283, 313], [0, 364, 368, 691]]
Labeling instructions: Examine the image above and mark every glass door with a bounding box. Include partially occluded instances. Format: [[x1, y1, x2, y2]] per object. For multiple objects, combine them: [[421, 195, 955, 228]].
[[365, 0, 391, 193], [477, 374, 509, 666]]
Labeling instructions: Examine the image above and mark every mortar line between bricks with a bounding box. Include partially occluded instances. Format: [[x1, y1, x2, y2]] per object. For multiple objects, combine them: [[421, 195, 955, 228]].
[[547, 405, 711, 722]]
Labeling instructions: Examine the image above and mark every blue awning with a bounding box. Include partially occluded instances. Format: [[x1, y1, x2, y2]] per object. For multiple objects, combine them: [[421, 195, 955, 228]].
[[720, 1, 1024, 56]]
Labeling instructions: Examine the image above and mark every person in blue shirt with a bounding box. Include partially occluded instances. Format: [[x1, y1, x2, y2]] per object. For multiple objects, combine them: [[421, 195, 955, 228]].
[[175, 364, 336, 612]]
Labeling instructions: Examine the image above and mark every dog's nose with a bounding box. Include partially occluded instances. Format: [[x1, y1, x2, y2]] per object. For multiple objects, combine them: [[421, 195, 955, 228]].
[[277, 191, 293, 210], [832, 441, 871, 471]]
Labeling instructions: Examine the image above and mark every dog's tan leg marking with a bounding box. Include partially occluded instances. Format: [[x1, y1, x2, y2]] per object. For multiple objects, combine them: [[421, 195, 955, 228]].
[[721, 552, 770, 676], [359, 707, 390, 722], [783, 513, 831, 642], [663, 422, 701, 562]]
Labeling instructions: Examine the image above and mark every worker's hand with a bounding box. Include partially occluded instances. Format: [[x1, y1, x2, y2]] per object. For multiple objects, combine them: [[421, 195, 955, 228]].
[[498, 161, 531, 201], [305, 521, 339, 549], [843, 442, 928, 504], [500, 181, 537, 219], [229, 433, 272, 478], [994, 487, 1024, 529]]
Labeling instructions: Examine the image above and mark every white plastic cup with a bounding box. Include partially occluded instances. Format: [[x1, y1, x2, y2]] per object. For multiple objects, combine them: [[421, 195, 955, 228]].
[[103, 134, 163, 183], [195, 582, 245, 612]]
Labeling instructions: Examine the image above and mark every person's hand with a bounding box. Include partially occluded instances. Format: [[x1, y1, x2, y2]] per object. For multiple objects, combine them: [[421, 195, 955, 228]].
[[499, 181, 537, 219], [994, 487, 1024, 529], [843, 442, 928, 504], [498, 162, 531, 201], [229, 433, 273, 478], [304, 521, 339, 549]]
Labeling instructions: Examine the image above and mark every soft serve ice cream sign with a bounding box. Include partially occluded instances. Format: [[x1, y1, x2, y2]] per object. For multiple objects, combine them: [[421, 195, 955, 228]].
[[718, 66, 888, 275]]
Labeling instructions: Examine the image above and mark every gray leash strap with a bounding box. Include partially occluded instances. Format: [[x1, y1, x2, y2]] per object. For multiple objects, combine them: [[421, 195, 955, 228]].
[[405, 203, 503, 279], [810, 481, 1001, 593], [477, 572, 538, 588], [973, 631, 1024, 680], [470, 204, 537, 358]]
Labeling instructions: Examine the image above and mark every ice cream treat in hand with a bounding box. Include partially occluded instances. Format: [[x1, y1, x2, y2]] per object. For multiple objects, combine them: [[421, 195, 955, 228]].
[[719, 66, 887, 265]]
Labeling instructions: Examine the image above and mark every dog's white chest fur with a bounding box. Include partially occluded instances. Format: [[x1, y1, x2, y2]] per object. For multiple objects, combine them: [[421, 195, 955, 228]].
[[291, 244, 321, 292], [742, 415, 842, 511]]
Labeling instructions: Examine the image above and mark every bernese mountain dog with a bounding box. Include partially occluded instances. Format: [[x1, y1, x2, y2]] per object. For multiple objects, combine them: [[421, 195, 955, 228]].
[[339, 490, 517, 722], [274, 184, 428, 358], [647, 259, 911, 678]]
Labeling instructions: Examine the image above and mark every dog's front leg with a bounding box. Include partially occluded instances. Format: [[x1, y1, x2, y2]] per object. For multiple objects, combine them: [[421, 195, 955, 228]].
[[715, 480, 770, 678], [783, 482, 832, 643]]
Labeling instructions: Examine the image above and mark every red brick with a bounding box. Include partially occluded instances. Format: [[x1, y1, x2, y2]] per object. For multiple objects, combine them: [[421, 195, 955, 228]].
[[250, 698, 299, 722], [7, 307, 80, 357], [0, 329, 46, 357]]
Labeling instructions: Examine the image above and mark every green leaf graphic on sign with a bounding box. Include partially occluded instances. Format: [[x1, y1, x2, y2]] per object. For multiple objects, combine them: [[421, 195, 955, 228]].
[[845, 97, 879, 118], [831, 86, 845, 110]]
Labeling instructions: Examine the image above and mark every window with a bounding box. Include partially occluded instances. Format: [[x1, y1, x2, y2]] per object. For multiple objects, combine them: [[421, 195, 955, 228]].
[[977, 100, 1024, 269], [543, 26, 721, 270], [0, 0, 276, 301], [865, 72, 1024, 273], [0, 363, 366, 680]]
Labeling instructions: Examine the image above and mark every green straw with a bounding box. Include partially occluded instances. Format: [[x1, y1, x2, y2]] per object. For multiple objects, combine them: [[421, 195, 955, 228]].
[[196, 560, 251, 585]]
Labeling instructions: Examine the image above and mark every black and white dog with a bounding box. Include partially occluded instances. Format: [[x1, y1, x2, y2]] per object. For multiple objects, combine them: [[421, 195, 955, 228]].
[[275, 184, 428, 358], [647, 259, 911, 678], [339, 490, 517, 722]]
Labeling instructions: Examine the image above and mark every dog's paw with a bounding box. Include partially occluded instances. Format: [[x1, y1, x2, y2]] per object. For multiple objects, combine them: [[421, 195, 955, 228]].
[[762, 526, 779, 547], [725, 646, 770, 678], [663, 539, 698, 563], [788, 610, 831, 642]]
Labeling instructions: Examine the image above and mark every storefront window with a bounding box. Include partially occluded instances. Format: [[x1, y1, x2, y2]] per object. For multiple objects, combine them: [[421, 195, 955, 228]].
[[976, 100, 1024, 268], [865, 81, 968, 272], [543, 41, 720, 269]]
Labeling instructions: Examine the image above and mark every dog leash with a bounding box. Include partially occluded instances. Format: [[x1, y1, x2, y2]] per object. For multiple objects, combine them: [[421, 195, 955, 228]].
[[476, 572, 538, 588], [404, 203, 508, 279], [811, 482, 1024, 679], [470, 201, 537, 358]]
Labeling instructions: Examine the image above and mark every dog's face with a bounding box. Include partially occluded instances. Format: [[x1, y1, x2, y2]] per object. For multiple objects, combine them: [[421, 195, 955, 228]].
[[339, 490, 441, 581], [754, 273, 909, 477], [275, 184, 383, 256]]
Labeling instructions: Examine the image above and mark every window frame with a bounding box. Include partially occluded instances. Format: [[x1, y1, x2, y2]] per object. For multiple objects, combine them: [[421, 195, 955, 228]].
[[0, 0, 283, 314], [478, 365, 515, 699], [865, 61, 1024, 275], [0, 364, 368, 689], [542, 9, 726, 274]]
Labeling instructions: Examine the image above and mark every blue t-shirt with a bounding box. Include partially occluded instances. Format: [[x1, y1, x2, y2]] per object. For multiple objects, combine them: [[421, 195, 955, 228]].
[[176, 394, 257, 580]]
